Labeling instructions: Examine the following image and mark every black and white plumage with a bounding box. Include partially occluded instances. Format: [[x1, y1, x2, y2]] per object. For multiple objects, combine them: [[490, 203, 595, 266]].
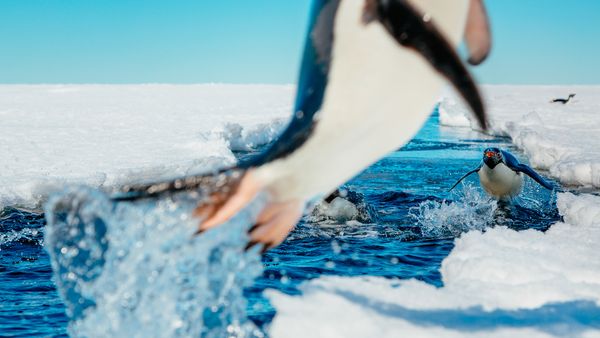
[[551, 93, 576, 104], [450, 147, 554, 199], [114, 0, 492, 250]]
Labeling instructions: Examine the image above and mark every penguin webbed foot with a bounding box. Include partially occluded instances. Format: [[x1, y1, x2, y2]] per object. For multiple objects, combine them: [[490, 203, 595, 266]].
[[195, 170, 302, 253]]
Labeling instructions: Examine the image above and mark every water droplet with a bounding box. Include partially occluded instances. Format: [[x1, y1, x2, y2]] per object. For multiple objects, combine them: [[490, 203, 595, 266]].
[[331, 240, 341, 254]]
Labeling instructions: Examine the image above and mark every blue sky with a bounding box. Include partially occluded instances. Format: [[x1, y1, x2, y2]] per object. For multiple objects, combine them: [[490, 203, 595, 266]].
[[1, 0, 598, 84]]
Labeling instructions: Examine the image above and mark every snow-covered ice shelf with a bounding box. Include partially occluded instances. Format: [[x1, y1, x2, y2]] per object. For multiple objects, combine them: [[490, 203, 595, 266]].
[[0, 84, 292, 209]]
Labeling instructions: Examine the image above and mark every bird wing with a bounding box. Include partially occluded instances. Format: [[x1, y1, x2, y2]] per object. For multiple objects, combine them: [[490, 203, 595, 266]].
[[514, 164, 554, 190], [501, 150, 554, 190], [449, 165, 481, 191]]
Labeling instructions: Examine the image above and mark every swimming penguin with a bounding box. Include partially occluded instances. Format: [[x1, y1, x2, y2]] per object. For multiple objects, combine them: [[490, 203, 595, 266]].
[[551, 94, 575, 104], [311, 188, 376, 223], [115, 0, 492, 251], [450, 148, 554, 199]]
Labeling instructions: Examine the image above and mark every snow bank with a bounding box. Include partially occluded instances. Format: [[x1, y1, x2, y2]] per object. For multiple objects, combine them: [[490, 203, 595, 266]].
[[440, 85, 600, 188], [0, 84, 292, 209], [269, 192, 600, 337]]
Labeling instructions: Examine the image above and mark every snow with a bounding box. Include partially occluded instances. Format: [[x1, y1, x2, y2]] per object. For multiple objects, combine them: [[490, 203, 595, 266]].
[[440, 85, 600, 188], [0, 84, 292, 209]]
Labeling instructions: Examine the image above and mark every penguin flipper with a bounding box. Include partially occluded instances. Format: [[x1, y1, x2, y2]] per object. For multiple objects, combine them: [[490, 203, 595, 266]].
[[500, 150, 554, 191], [449, 166, 481, 191], [514, 164, 554, 190], [375, 0, 487, 130]]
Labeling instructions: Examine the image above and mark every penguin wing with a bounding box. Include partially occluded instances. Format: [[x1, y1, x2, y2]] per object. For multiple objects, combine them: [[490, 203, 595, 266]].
[[501, 150, 554, 190], [514, 164, 554, 190], [240, 0, 337, 167], [449, 165, 481, 191], [376, 0, 487, 129]]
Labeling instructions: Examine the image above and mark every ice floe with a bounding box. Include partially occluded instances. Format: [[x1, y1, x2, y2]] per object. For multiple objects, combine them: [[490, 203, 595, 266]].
[[0, 84, 292, 209]]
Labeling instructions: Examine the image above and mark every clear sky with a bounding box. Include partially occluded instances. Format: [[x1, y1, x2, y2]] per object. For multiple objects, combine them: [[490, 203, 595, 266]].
[[1, 0, 599, 85]]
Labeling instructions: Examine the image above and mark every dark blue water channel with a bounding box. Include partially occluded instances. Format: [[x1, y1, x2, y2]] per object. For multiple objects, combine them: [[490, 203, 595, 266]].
[[0, 109, 561, 336]]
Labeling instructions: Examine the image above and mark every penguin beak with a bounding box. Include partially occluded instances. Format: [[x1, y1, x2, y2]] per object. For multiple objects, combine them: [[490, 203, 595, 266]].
[[374, 0, 488, 130], [485, 151, 495, 158]]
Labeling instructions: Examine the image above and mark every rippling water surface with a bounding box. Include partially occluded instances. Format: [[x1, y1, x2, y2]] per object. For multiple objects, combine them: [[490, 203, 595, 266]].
[[0, 110, 560, 337]]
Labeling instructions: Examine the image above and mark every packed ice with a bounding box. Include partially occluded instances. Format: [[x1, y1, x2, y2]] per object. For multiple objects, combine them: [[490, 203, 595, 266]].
[[0, 84, 292, 209]]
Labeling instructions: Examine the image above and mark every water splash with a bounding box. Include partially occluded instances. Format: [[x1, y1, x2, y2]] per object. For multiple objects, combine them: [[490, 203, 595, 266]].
[[0, 227, 43, 248], [410, 184, 498, 238], [0, 207, 44, 248], [44, 186, 266, 338]]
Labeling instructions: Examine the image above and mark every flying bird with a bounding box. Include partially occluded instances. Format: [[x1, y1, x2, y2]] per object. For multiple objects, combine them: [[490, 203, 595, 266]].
[[115, 0, 492, 252]]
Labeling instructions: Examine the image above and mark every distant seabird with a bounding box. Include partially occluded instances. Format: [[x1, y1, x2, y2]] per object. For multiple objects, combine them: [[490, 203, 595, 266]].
[[551, 93, 576, 104]]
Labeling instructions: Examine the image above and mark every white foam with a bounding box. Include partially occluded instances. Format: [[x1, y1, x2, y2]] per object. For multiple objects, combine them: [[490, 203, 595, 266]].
[[0, 84, 292, 209]]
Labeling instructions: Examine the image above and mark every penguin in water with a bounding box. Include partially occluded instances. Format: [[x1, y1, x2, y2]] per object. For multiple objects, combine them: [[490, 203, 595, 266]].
[[551, 94, 575, 104], [115, 0, 492, 251], [450, 148, 554, 200], [311, 188, 376, 223]]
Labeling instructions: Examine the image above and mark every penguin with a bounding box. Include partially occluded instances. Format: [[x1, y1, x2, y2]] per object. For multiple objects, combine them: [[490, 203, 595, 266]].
[[450, 147, 554, 199], [551, 94, 575, 104], [311, 188, 376, 223], [115, 0, 492, 251]]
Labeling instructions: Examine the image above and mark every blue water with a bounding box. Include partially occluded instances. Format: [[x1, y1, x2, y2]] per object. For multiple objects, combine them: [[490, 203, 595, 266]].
[[0, 110, 565, 337]]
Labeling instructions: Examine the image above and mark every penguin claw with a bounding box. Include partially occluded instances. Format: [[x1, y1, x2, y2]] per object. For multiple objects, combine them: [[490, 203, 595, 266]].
[[196, 170, 261, 233], [194, 170, 302, 253], [247, 199, 303, 252]]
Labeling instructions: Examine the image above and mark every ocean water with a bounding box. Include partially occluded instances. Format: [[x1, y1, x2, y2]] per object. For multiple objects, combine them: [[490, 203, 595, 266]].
[[0, 109, 561, 337]]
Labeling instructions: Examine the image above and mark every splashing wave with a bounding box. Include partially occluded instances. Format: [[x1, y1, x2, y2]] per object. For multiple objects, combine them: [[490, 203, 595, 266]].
[[410, 184, 498, 238], [44, 186, 266, 338]]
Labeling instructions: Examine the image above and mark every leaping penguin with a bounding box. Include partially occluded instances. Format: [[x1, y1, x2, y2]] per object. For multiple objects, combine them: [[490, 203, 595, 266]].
[[551, 93, 575, 104], [450, 148, 554, 199], [114, 0, 492, 251]]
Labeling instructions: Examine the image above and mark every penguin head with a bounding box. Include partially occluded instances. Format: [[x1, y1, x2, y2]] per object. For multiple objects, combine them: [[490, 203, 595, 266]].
[[569, 93, 576, 98], [483, 147, 503, 169]]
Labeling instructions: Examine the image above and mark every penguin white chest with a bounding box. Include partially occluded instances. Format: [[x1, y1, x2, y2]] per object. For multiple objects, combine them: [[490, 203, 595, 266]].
[[478, 163, 523, 199]]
